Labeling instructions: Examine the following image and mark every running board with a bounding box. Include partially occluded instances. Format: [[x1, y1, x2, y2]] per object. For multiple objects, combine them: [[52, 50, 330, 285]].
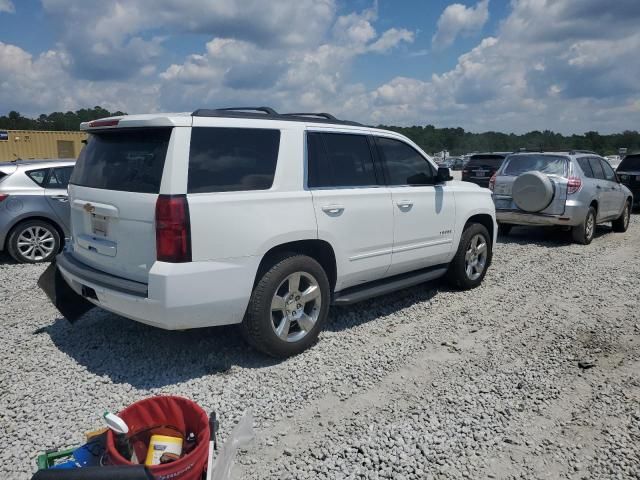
[[332, 265, 448, 306]]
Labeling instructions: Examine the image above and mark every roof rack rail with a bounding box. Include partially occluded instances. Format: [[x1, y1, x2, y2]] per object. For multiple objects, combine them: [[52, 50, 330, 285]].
[[569, 149, 598, 155], [191, 107, 363, 126], [282, 112, 337, 120], [192, 106, 278, 116]]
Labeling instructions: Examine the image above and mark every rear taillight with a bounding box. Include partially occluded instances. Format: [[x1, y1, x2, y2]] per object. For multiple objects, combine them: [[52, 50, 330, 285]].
[[0, 194, 8, 203], [155, 194, 191, 263], [489, 173, 497, 191], [567, 176, 582, 195]]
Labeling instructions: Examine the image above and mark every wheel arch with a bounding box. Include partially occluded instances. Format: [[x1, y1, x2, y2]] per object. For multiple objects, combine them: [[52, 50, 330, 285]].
[[464, 213, 495, 244], [254, 239, 337, 292]]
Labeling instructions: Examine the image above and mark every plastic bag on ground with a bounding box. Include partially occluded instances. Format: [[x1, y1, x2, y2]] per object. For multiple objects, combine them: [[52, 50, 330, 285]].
[[211, 410, 254, 480]]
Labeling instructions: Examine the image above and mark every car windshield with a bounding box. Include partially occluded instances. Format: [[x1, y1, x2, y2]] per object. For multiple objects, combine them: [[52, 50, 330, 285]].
[[467, 155, 505, 168], [618, 155, 640, 171], [502, 154, 567, 176]]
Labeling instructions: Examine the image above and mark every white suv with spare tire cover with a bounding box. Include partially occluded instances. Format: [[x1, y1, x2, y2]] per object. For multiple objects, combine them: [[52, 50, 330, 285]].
[[38, 107, 497, 357], [490, 151, 633, 244]]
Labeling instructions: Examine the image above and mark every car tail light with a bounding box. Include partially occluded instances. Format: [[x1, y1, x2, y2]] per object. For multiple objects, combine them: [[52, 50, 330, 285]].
[[567, 176, 582, 194], [88, 119, 119, 128], [155, 194, 191, 263], [489, 173, 497, 191], [0, 194, 8, 203]]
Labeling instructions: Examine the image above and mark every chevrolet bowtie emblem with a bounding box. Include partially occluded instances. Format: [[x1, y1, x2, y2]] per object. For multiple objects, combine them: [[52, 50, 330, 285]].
[[83, 203, 95, 213]]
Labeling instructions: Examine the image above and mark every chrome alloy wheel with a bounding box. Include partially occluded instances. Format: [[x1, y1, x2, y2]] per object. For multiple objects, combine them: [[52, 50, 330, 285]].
[[464, 233, 488, 281], [623, 204, 630, 229], [585, 211, 595, 240], [270, 272, 322, 342], [16, 226, 55, 261]]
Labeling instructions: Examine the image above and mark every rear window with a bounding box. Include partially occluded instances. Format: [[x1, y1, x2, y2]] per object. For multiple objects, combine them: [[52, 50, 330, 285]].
[[70, 128, 171, 193], [188, 127, 280, 193], [502, 154, 567, 176], [618, 155, 640, 171], [467, 155, 505, 168]]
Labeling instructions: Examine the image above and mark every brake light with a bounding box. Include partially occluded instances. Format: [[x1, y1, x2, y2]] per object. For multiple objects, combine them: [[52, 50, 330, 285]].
[[567, 176, 582, 194], [489, 173, 497, 191], [0, 194, 8, 203], [88, 119, 119, 128], [155, 195, 191, 263]]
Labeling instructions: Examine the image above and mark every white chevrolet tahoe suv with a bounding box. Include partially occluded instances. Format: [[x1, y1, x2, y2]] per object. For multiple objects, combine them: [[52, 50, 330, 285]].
[[38, 107, 497, 357]]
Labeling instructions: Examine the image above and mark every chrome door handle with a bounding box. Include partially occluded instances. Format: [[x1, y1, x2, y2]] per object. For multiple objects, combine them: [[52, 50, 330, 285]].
[[396, 200, 413, 208], [51, 195, 69, 202], [321, 205, 345, 215]]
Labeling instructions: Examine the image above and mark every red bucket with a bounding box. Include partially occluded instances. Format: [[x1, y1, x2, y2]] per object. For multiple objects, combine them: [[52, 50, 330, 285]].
[[105, 396, 210, 480]]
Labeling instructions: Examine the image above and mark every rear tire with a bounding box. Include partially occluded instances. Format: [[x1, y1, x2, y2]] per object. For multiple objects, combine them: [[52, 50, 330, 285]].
[[498, 223, 512, 236], [446, 223, 492, 290], [241, 253, 330, 358], [612, 200, 630, 232], [572, 206, 596, 245], [7, 219, 61, 263]]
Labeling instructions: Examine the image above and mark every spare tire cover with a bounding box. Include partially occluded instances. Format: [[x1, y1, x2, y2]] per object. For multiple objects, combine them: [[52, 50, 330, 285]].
[[512, 171, 555, 213]]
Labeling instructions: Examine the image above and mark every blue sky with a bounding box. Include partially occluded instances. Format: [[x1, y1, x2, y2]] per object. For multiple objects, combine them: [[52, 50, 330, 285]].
[[1, 0, 639, 134]]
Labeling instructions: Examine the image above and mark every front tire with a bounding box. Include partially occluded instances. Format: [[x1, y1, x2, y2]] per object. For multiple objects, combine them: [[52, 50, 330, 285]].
[[612, 200, 630, 232], [7, 219, 61, 263], [446, 223, 492, 290], [241, 254, 330, 358], [572, 206, 596, 245]]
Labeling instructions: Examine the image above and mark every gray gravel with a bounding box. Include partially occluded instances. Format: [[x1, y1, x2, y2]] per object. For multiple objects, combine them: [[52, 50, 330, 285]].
[[1, 217, 639, 479]]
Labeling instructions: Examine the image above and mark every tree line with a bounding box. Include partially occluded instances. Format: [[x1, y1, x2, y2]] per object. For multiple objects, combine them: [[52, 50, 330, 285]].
[[1, 108, 638, 155]]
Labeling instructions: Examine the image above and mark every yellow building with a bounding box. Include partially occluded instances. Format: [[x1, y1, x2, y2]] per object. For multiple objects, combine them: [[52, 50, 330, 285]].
[[0, 129, 87, 162]]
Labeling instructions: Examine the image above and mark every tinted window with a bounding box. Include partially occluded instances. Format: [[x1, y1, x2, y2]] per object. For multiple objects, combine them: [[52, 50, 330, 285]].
[[502, 155, 567, 176], [618, 155, 640, 171], [26, 168, 48, 186], [376, 137, 434, 185], [600, 159, 616, 181], [307, 132, 377, 188], [467, 155, 505, 168], [577, 158, 594, 178], [188, 127, 280, 193], [71, 128, 171, 193], [48, 166, 73, 188], [588, 157, 605, 179]]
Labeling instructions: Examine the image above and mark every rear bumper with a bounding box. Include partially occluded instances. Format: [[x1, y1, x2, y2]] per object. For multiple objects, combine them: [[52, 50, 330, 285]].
[[56, 250, 258, 330], [496, 199, 588, 227]]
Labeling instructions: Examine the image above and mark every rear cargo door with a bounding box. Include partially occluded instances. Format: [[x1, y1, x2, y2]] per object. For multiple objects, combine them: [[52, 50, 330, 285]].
[[68, 128, 173, 283], [493, 154, 568, 215]]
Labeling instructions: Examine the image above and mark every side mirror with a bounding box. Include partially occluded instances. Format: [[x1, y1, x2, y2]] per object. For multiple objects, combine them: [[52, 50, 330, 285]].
[[436, 167, 453, 183]]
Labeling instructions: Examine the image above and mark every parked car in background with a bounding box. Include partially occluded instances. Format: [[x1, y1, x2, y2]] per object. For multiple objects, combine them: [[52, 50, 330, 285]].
[[616, 153, 640, 208], [0, 160, 74, 263], [448, 157, 465, 170], [40, 107, 497, 357], [490, 151, 632, 244], [462, 153, 509, 188]]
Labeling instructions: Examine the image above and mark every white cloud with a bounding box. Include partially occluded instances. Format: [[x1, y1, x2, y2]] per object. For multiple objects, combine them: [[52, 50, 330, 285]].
[[5, 0, 640, 134], [0, 0, 14, 13], [432, 0, 490, 49]]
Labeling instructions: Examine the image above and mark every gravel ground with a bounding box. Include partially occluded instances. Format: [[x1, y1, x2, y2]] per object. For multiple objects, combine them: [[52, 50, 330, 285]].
[[1, 216, 639, 479]]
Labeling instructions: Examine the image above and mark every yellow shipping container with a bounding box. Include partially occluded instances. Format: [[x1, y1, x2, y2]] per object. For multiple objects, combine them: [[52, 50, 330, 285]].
[[0, 129, 87, 161]]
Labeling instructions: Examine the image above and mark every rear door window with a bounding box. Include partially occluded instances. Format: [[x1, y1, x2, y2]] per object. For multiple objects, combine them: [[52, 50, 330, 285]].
[[47, 166, 74, 189], [618, 155, 640, 171], [188, 127, 280, 193], [70, 128, 172, 193], [588, 157, 605, 180], [26, 168, 48, 186], [307, 132, 377, 188], [577, 158, 594, 178], [467, 155, 505, 168], [502, 155, 567, 176]]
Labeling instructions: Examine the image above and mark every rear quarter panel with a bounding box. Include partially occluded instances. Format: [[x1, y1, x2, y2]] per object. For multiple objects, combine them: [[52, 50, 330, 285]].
[[0, 194, 64, 250]]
